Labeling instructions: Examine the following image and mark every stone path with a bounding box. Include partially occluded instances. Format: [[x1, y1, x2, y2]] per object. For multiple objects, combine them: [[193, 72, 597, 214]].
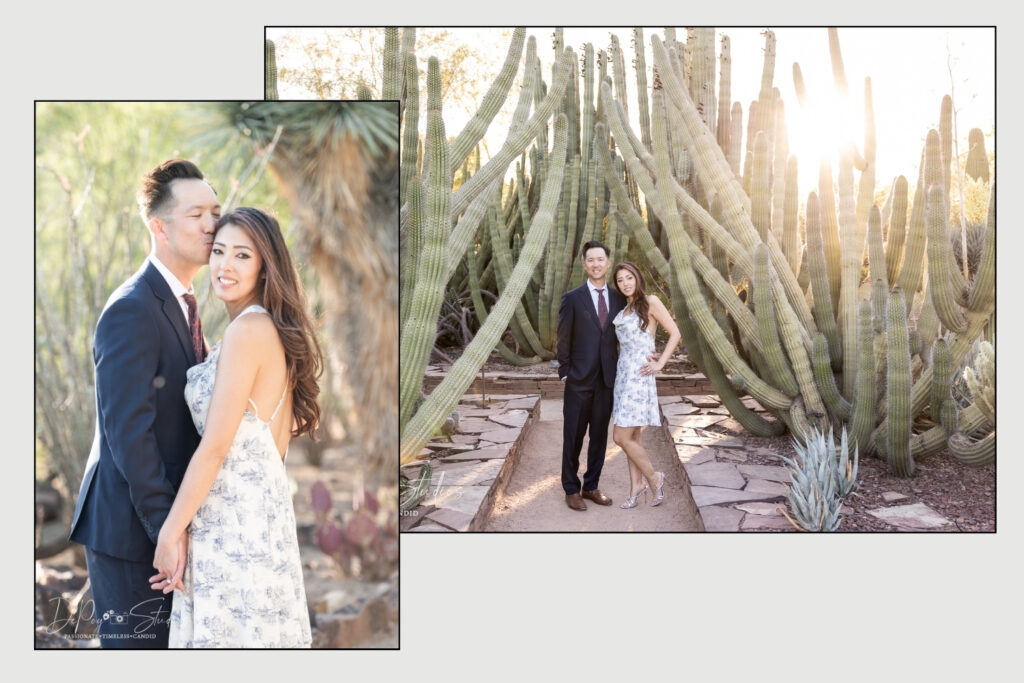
[[482, 399, 703, 531], [402, 378, 958, 532]]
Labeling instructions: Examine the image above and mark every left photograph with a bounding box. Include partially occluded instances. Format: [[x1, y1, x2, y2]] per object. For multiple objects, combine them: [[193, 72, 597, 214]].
[[35, 101, 399, 649]]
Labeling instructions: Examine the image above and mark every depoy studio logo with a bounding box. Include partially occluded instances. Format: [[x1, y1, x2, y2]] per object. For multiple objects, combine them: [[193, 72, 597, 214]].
[[47, 596, 169, 639]]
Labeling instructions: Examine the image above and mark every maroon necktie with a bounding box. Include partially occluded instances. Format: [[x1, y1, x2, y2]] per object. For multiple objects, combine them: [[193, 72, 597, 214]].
[[596, 288, 608, 328], [181, 292, 204, 363]]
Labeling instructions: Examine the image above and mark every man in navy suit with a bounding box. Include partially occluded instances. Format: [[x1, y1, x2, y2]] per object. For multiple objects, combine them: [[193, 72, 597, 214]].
[[556, 240, 625, 511], [69, 159, 219, 648]]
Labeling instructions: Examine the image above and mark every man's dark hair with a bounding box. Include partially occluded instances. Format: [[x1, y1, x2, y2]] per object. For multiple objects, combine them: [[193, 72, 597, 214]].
[[137, 159, 210, 221], [581, 240, 610, 258]]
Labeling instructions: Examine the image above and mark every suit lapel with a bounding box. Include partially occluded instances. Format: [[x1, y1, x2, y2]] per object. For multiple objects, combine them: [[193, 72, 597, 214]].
[[581, 284, 620, 333], [142, 262, 195, 365], [578, 285, 602, 333]]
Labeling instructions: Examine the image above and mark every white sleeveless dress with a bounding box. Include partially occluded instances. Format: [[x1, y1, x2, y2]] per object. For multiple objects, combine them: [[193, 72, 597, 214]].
[[611, 308, 662, 427], [169, 304, 311, 648]]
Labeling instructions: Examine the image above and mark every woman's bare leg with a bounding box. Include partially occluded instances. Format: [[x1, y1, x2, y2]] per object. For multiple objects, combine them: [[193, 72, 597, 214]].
[[613, 425, 640, 494], [614, 426, 658, 491]]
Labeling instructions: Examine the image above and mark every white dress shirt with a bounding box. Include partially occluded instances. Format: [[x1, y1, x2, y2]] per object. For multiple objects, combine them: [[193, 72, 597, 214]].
[[148, 254, 194, 324], [586, 279, 609, 318]]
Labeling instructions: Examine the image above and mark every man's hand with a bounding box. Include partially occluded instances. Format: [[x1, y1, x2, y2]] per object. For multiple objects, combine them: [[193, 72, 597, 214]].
[[149, 529, 188, 594]]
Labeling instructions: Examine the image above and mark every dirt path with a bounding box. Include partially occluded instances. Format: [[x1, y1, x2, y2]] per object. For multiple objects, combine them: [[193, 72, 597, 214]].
[[483, 400, 703, 531]]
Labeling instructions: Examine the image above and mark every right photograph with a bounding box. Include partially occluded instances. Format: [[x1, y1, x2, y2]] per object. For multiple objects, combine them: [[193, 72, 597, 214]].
[[270, 27, 995, 533]]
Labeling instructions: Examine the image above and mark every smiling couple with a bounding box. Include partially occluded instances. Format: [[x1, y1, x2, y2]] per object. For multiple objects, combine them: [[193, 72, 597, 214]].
[[68, 159, 321, 648], [557, 240, 682, 513]]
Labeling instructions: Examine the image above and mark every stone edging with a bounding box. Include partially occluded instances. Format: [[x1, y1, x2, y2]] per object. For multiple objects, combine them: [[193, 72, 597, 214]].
[[660, 395, 797, 532], [401, 395, 541, 532], [421, 369, 716, 399]]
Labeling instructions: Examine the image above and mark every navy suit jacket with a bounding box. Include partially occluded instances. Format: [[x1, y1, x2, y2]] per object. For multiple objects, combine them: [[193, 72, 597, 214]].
[[69, 262, 201, 562], [556, 283, 625, 389]]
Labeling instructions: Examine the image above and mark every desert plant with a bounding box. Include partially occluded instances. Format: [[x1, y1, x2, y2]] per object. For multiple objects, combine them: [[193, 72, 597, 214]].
[[265, 39, 279, 100], [780, 425, 859, 531], [311, 481, 398, 580], [948, 340, 995, 466], [384, 27, 995, 476], [399, 462, 433, 511]]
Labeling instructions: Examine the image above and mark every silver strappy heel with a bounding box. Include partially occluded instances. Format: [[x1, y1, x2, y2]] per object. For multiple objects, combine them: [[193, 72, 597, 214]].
[[620, 484, 649, 509], [650, 472, 667, 506]]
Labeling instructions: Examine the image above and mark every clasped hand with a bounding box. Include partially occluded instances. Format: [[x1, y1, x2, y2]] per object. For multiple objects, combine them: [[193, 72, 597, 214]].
[[149, 529, 188, 594]]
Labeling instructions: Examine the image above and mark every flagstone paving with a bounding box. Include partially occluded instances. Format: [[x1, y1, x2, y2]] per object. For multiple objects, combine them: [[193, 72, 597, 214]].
[[402, 395, 541, 532], [402, 382, 955, 532]]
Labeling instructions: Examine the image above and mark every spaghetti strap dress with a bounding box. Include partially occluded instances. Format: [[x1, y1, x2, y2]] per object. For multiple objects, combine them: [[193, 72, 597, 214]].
[[611, 308, 662, 428], [169, 304, 311, 648]]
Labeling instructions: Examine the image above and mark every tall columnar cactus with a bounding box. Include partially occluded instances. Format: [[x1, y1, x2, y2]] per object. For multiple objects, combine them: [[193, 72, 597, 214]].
[[885, 288, 914, 477], [398, 59, 450, 432], [837, 149, 861, 399], [382, 28, 401, 101], [401, 114, 571, 464], [750, 132, 772, 243], [884, 175, 909, 285], [400, 52, 420, 202], [929, 338, 952, 422], [806, 193, 841, 368], [811, 333, 851, 420], [965, 128, 990, 183], [390, 28, 993, 477], [897, 146, 929, 303], [265, 39, 279, 100], [925, 183, 968, 332], [850, 300, 875, 452], [782, 156, 800, 274], [398, 35, 578, 462], [753, 244, 799, 398]]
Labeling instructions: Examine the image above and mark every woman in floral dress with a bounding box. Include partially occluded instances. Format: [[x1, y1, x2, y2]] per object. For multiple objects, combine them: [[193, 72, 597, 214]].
[[149, 208, 322, 647], [610, 262, 681, 509]]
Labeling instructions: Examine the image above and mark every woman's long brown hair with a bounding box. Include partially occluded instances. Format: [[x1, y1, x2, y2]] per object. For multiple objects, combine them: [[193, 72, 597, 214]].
[[214, 208, 323, 438], [612, 262, 651, 332]]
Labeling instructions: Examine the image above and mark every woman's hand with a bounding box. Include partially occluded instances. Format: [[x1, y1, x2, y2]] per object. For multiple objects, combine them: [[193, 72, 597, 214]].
[[640, 358, 664, 376], [149, 529, 188, 594]]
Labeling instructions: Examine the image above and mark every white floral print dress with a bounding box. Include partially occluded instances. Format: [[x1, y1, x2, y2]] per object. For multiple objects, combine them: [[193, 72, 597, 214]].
[[611, 308, 662, 428], [169, 305, 311, 648]]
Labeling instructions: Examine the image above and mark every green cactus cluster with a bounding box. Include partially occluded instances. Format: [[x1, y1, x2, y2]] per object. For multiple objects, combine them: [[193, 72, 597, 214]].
[[389, 28, 994, 474]]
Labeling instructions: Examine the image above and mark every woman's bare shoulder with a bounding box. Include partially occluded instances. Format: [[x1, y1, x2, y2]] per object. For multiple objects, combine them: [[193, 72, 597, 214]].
[[646, 294, 666, 309], [221, 311, 279, 356]]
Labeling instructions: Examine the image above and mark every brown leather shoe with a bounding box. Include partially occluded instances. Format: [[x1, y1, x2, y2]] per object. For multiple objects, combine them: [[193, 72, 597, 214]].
[[565, 493, 587, 511], [581, 489, 612, 506]]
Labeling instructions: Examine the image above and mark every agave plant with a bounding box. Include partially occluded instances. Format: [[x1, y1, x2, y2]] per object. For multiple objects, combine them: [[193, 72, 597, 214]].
[[780, 425, 859, 531]]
